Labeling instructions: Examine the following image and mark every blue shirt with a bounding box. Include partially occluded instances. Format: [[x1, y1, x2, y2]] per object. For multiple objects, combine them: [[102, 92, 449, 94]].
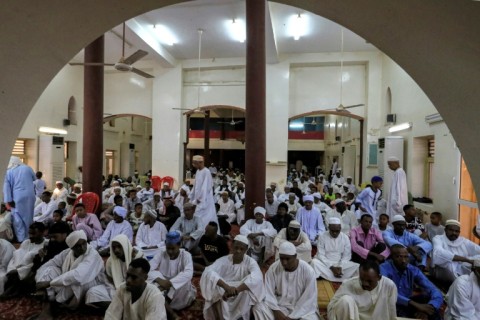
[[382, 229, 432, 255], [380, 260, 443, 309]]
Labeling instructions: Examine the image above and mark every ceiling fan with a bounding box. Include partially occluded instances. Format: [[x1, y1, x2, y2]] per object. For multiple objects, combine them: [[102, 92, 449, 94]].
[[304, 117, 318, 126], [326, 28, 364, 112], [218, 110, 243, 126], [69, 23, 154, 79], [173, 29, 206, 114]]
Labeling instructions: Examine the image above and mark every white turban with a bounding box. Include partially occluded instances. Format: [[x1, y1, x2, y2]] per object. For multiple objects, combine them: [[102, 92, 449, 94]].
[[445, 219, 461, 227], [7, 156, 23, 169], [254, 206, 266, 217], [288, 220, 301, 228], [278, 242, 297, 256], [192, 155, 204, 161], [146, 209, 157, 218], [334, 199, 345, 205], [391, 214, 406, 224], [328, 217, 342, 225], [388, 156, 400, 162], [56, 180, 63, 185], [303, 195, 314, 202], [313, 193, 322, 199], [113, 206, 128, 218], [66, 230, 87, 248], [234, 234, 249, 246]]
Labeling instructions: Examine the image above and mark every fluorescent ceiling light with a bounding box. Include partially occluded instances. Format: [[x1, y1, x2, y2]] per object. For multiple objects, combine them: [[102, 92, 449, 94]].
[[226, 19, 246, 43], [289, 123, 304, 129], [151, 25, 177, 46], [39, 126, 68, 135], [388, 122, 412, 133], [288, 14, 309, 40]]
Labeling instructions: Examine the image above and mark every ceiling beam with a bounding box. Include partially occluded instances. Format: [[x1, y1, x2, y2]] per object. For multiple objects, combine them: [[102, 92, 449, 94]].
[[125, 18, 177, 68], [265, 2, 279, 64]]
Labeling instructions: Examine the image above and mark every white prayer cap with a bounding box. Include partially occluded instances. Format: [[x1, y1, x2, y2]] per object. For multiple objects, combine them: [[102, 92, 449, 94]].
[[474, 260, 480, 268], [319, 174, 325, 177], [221, 190, 229, 195], [288, 192, 296, 197], [346, 176, 353, 180], [146, 209, 157, 218], [391, 214, 406, 224], [270, 182, 277, 186], [303, 195, 314, 202], [288, 220, 301, 228], [336, 168, 342, 172], [181, 185, 190, 192], [313, 192, 322, 199], [73, 183, 82, 188], [279, 242, 297, 256], [445, 219, 461, 227], [334, 199, 345, 205], [154, 192, 161, 196], [183, 202, 195, 209], [192, 155, 204, 161], [388, 156, 400, 162], [113, 186, 121, 191], [113, 206, 128, 218], [66, 230, 87, 248], [136, 185, 142, 189], [328, 217, 341, 225], [254, 206, 266, 217], [163, 182, 170, 186], [56, 180, 63, 185], [234, 234, 249, 247]]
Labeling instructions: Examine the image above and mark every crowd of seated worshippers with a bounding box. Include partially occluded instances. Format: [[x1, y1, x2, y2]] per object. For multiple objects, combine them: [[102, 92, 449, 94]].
[[2, 167, 480, 319]]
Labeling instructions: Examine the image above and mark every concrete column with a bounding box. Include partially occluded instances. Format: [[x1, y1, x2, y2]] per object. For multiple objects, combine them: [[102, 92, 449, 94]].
[[83, 36, 104, 208], [204, 110, 210, 165], [245, 0, 266, 219]]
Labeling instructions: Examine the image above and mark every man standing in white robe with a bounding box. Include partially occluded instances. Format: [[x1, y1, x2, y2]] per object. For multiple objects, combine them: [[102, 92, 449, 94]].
[[105, 258, 167, 320], [253, 242, 321, 320], [387, 156, 408, 219], [432, 219, 480, 285], [200, 234, 265, 320], [190, 155, 219, 228], [296, 195, 325, 246], [445, 259, 480, 319], [239, 206, 278, 264], [0, 239, 15, 295], [169, 203, 204, 252], [273, 220, 312, 263], [312, 217, 359, 282], [148, 231, 196, 318], [328, 261, 398, 320], [135, 209, 168, 257], [33, 231, 104, 318]]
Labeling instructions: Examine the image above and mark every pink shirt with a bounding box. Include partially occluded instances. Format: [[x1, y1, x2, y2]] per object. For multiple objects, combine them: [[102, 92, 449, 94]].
[[350, 225, 390, 259], [72, 213, 103, 240]]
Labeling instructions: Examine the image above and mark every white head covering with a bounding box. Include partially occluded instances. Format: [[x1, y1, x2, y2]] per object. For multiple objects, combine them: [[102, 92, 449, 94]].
[[334, 199, 345, 205], [303, 195, 314, 202], [109, 234, 137, 289], [445, 219, 461, 227], [145, 209, 157, 218], [234, 234, 249, 246], [7, 156, 23, 170], [329, 217, 341, 225], [66, 230, 87, 248], [56, 180, 63, 185], [113, 206, 127, 218], [313, 192, 322, 199], [254, 206, 266, 217], [181, 185, 190, 192], [391, 214, 406, 224], [288, 220, 301, 228], [278, 242, 297, 255], [346, 176, 353, 180], [388, 156, 400, 162], [192, 155, 204, 161], [163, 182, 170, 186]]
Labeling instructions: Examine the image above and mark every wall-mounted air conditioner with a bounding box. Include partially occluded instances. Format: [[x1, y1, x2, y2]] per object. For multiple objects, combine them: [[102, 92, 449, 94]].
[[425, 113, 443, 124], [386, 114, 396, 124], [38, 135, 65, 189]]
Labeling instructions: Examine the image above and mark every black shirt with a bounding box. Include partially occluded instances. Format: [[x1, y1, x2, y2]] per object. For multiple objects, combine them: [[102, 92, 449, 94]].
[[199, 235, 229, 263], [270, 214, 294, 233]]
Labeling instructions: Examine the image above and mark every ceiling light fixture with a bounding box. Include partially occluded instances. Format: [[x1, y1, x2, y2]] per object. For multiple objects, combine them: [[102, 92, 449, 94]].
[[388, 122, 412, 133], [227, 19, 246, 43], [289, 14, 308, 41], [152, 24, 177, 46], [38, 126, 68, 135]]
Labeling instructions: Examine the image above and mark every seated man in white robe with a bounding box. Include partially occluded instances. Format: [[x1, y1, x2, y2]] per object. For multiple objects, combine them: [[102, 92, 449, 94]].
[[0, 239, 15, 295], [445, 259, 480, 319], [328, 261, 398, 320], [169, 202, 204, 252], [33, 191, 57, 225], [135, 209, 167, 258], [273, 220, 312, 263], [92, 206, 133, 254], [311, 217, 359, 282], [253, 242, 321, 320], [325, 199, 358, 235], [286, 193, 302, 216], [432, 219, 480, 285], [0, 222, 48, 299], [200, 235, 265, 320], [105, 258, 167, 320], [33, 231, 104, 318], [239, 206, 278, 264], [86, 234, 143, 308], [217, 191, 236, 223], [296, 195, 325, 246], [148, 231, 196, 319]]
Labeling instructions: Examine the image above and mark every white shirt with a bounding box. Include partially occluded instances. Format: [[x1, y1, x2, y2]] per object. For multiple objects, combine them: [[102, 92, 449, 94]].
[[33, 200, 57, 223]]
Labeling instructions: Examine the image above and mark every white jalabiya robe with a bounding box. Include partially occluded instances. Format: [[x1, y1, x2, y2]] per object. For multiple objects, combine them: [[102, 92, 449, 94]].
[[296, 206, 325, 245], [325, 209, 358, 235], [273, 228, 312, 263], [36, 245, 104, 307], [445, 272, 480, 319], [93, 220, 133, 250], [217, 198, 236, 223], [200, 254, 265, 320], [240, 219, 278, 262], [148, 248, 196, 310], [387, 167, 408, 219], [432, 234, 480, 280], [169, 216, 204, 250], [328, 276, 398, 320], [104, 283, 167, 320], [33, 200, 57, 224], [0, 239, 15, 294], [190, 167, 219, 228], [253, 260, 320, 320], [135, 221, 168, 256], [311, 232, 359, 282], [7, 238, 48, 280]]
